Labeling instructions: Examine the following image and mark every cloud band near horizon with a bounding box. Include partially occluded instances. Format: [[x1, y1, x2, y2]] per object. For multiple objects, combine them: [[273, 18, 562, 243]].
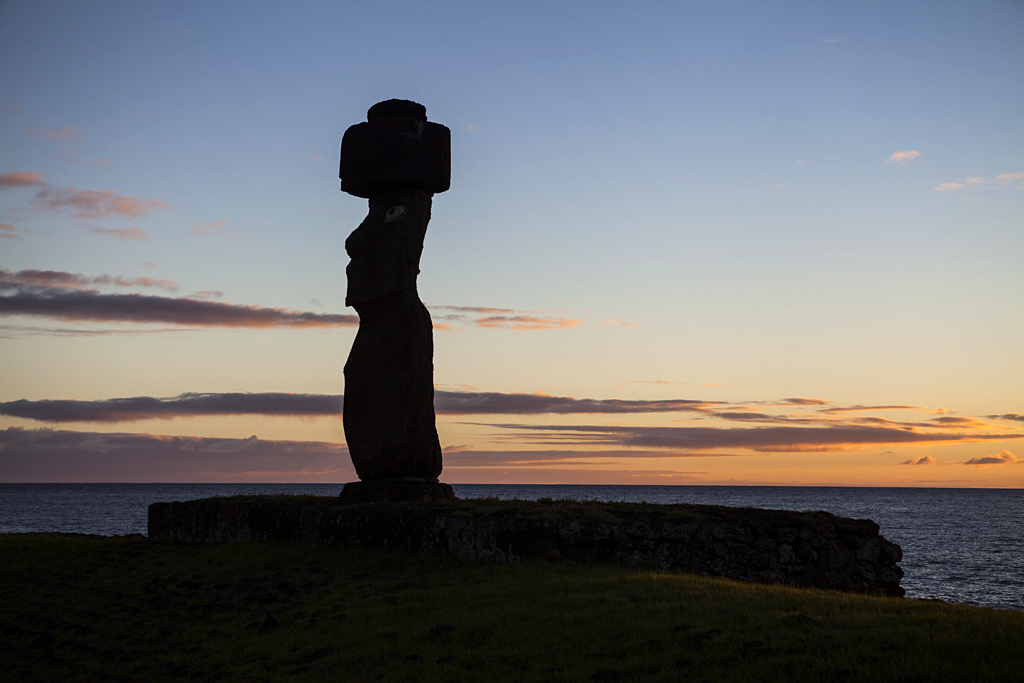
[[0, 391, 725, 422], [0, 289, 358, 328]]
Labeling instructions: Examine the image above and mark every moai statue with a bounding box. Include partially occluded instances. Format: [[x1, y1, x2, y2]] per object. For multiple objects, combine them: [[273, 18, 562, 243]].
[[338, 99, 455, 503]]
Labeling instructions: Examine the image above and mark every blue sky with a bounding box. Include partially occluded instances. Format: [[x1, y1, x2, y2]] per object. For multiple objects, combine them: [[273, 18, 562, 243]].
[[1, 1, 1022, 485]]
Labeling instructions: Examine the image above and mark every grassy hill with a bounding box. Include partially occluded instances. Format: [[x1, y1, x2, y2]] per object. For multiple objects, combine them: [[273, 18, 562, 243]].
[[2, 533, 1020, 682]]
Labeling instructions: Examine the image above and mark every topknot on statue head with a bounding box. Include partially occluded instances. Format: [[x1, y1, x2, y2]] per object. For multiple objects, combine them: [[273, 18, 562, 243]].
[[340, 99, 451, 199]]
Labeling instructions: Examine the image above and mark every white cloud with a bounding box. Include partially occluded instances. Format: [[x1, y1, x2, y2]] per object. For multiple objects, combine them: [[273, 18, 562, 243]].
[[933, 172, 1024, 192]]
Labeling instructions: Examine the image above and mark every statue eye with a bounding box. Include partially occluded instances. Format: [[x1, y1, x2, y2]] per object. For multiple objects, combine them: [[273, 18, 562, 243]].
[[384, 205, 407, 222]]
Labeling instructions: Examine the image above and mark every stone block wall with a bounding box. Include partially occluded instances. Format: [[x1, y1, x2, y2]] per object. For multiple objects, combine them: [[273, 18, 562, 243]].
[[148, 497, 903, 596]]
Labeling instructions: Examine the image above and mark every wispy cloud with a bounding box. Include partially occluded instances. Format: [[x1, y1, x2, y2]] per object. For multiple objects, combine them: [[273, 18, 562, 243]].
[[1, 170, 169, 220], [0, 268, 178, 292], [0, 427, 352, 483], [435, 391, 721, 415], [192, 219, 243, 238], [0, 393, 345, 423], [987, 413, 1024, 424], [1, 223, 21, 240], [820, 404, 922, 413], [961, 449, 1022, 466], [32, 186, 169, 220], [934, 172, 1024, 191], [187, 290, 224, 300], [887, 150, 921, 165], [927, 416, 992, 429], [21, 126, 84, 141], [482, 422, 1024, 453], [90, 226, 151, 241], [430, 305, 581, 331]]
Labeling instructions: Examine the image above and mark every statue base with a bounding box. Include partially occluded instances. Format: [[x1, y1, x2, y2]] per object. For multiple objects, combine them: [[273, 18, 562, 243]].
[[339, 479, 456, 504]]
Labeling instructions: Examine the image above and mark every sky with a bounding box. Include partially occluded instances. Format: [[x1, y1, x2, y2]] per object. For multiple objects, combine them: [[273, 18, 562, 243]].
[[1, 0, 1022, 486]]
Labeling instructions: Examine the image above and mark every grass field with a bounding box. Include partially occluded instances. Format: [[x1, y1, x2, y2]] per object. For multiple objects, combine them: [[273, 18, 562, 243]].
[[1, 533, 1021, 682]]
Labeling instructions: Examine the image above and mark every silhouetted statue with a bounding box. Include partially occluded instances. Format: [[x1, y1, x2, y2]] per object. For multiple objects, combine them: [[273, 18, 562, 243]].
[[338, 99, 455, 503]]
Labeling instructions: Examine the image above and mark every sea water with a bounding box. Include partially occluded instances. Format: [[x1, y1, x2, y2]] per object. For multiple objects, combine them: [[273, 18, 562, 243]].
[[1, 483, 1020, 611]]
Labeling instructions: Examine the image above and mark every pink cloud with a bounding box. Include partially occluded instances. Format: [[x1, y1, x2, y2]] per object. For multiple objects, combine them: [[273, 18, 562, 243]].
[[90, 226, 151, 241], [192, 219, 243, 238], [32, 186, 170, 220], [886, 150, 921, 165], [1, 223, 20, 240], [0, 171, 47, 188], [187, 290, 224, 300], [21, 126, 84, 141]]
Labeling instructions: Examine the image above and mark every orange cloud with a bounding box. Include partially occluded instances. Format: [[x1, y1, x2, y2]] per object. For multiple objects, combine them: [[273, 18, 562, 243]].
[[433, 305, 516, 314], [820, 404, 920, 413], [430, 305, 582, 331], [899, 455, 937, 466], [474, 314, 581, 331], [1, 223, 20, 239], [928, 416, 991, 429], [90, 226, 151, 241], [961, 450, 1022, 466]]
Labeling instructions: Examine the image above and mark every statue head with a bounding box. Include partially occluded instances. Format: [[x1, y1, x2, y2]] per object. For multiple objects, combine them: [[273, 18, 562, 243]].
[[339, 99, 451, 199]]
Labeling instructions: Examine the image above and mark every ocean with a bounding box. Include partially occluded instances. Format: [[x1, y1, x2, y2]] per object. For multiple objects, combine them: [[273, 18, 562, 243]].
[[1, 483, 1020, 612]]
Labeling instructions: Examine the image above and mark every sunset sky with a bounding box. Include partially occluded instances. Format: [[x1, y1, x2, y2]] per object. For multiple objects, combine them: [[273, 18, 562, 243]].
[[1, 1, 1022, 486]]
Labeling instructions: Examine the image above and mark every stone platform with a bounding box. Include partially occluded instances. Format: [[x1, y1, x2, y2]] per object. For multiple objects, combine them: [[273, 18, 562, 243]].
[[148, 496, 904, 596]]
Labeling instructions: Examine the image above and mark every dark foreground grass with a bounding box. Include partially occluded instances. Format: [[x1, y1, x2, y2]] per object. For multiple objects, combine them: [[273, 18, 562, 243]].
[[1, 534, 1021, 682]]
